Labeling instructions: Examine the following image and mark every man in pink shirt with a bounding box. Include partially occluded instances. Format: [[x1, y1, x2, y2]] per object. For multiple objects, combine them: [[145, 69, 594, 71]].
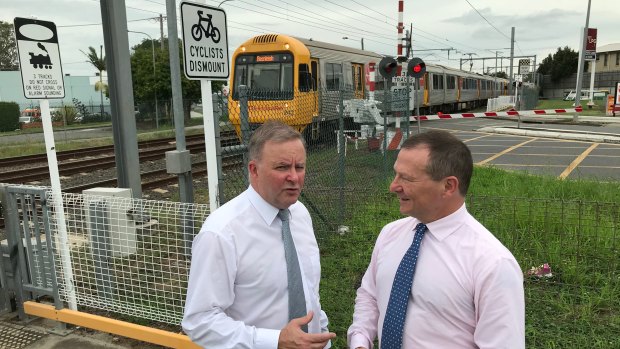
[[348, 130, 525, 349]]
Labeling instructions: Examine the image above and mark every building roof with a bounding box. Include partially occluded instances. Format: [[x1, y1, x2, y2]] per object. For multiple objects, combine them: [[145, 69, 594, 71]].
[[597, 43, 620, 53]]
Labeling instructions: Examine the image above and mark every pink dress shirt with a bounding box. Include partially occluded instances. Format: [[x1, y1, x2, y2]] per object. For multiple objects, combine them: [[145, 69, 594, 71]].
[[348, 204, 525, 349]]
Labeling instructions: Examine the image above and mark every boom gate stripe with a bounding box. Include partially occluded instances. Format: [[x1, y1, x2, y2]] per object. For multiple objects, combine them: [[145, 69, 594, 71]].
[[409, 107, 583, 121]]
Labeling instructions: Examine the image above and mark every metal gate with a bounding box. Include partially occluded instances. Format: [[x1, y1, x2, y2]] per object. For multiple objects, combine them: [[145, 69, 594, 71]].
[[0, 184, 63, 319]]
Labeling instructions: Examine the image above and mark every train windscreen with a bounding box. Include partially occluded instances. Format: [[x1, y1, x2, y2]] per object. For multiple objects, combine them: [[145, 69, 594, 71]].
[[233, 53, 294, 100]]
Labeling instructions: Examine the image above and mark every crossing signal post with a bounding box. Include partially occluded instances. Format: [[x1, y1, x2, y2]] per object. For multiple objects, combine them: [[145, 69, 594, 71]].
[[378, 56, 398, 79], [406, 58, 426, 132], [407, 57, 426, 79]]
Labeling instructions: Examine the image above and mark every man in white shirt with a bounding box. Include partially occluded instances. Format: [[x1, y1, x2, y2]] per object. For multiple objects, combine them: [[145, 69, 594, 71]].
[[183, 121, 336, 349], [348, 130, 525, 349]]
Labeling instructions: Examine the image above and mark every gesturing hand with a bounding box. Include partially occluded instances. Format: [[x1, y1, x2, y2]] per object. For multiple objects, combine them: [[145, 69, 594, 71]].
[[278, 311, 336, 349]]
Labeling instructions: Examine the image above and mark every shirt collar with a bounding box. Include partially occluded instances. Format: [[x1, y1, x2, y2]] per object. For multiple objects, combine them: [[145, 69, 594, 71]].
[[247, 185, 281, 225], [424, 203, 467, 242]]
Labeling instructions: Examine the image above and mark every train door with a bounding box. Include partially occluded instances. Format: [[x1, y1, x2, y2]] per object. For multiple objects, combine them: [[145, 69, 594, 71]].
[[352, 63, 364, 99], [311, 59, 319, 116], [423, 72, 430, 107]]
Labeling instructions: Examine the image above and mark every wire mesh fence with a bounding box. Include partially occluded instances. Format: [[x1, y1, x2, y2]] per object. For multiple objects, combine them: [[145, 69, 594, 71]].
[[46, 192, 210, 325], [10, 185, 614, 347]]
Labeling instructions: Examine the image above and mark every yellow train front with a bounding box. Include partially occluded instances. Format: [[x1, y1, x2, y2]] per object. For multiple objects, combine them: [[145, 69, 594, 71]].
[[228, 34, 317, 138], [228, 34, 382, 141]]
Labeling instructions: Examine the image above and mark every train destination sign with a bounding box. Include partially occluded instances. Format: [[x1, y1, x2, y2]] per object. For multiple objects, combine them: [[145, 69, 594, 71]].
[[180, 1, 229, 80], [14, 17, 65, 99]]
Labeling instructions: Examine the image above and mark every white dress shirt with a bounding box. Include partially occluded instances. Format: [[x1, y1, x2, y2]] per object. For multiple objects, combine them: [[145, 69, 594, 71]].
[[182, 186, 329, 349], [348, 204, 525, 349]]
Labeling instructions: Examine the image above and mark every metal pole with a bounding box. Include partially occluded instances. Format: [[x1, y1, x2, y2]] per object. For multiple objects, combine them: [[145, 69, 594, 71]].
[[574, 0, 592, 120], [509, 27, 515, 96], [166, 0, 194, 203], [337, 89, 345, 226], [99, 45, 104, 117], [100, 0, 142, 197], [361, 38, 364, 50], [494, 52, 498, 98]]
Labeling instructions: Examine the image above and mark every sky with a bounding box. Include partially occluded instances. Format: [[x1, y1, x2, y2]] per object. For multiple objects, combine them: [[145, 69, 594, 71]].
[[2, 0, 618, 77]]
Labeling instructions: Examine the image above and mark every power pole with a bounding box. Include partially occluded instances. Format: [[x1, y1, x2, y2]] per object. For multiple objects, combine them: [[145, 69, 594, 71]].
[[460, 53, 476, 71], [509, 27, 515, 95], [574, 0, 592, 121], [159, 14, 165, 49]]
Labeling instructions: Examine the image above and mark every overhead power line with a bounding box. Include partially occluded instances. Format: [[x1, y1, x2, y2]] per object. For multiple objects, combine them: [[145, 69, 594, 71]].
[[463, 0, 510, 40]]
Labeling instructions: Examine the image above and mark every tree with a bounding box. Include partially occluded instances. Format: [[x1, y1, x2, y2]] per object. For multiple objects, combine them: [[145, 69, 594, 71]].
[[130, 38, 224, 123], [488, 71, 508, 79], [81, 46, 107, 115], [537, 46, 579, 83], [0, 21, 19, 70]]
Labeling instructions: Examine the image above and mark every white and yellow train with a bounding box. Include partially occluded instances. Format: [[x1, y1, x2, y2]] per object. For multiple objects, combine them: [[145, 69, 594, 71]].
[[228, 33, 513, 139]]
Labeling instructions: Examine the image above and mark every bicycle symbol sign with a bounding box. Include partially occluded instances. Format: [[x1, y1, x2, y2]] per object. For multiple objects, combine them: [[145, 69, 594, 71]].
[[191, 10, 220, 43], [180, 1, 229, 80]]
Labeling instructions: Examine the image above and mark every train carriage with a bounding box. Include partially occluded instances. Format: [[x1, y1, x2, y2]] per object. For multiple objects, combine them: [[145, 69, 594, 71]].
[[228, 33, 512, 138]]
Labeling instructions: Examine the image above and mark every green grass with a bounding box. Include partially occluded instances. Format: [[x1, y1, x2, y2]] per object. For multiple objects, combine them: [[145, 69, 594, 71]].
[[313, 165, 620, 349], [536, 98, 608, 116]]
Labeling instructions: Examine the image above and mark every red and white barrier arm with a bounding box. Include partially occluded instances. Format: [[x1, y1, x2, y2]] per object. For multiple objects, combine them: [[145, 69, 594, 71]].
[[409, 107, 583, 121]]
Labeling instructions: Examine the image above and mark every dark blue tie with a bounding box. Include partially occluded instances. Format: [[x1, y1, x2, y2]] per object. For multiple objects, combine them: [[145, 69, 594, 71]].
[[381, 223, 427, 349]]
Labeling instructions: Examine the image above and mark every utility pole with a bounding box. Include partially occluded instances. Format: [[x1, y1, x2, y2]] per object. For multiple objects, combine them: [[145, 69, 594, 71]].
[[509, 27, 515, 95], [574, 0, 592, 121], [159, 14, 165, 49], [460, 53, 476, 71]]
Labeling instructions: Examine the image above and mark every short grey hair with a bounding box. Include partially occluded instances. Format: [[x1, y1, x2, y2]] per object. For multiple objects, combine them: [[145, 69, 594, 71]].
[[248, 121, 305, 161]]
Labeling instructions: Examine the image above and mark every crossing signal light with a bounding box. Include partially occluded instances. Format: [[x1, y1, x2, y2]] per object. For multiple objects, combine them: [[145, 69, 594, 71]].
[[378, 56, 398, 79], [407, 58, 426, 79]]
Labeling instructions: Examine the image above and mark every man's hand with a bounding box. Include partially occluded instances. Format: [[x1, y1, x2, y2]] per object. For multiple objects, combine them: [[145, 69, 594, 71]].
[[278, 311, 336, 349]]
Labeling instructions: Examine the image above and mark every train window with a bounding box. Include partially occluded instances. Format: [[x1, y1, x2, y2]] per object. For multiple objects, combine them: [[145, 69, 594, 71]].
[[299, 64, 311, 92], [311, 61, 318, 91], [233, 58, 293, 99], [432, 74, 444, 90], [446, 75, 456, 90], [326, 63, 342, 90]]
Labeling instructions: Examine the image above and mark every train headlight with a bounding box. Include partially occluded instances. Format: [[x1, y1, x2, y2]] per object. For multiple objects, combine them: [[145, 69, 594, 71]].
[[284, 44, 290, 50], [241, 46, 246, 52]]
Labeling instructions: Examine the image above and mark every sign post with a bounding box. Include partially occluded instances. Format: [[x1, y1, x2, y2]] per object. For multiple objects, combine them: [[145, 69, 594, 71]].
[[585, 28, 598, 107], [180, 1, 229, 211], [14, 17, 77, 310]]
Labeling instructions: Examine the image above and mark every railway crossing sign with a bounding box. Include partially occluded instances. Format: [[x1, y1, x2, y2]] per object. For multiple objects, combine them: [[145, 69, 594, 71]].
[[518, 59, 530, 75], [180, 1, 229, 80], [14, 17, 65, 99]]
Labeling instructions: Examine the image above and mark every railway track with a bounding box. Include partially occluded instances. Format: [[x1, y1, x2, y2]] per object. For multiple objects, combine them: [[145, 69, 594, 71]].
[[0, 131, 239, 168], [0, 154, 243, 231], [0, 131, 241, 231], [0, 131, 239, 184]]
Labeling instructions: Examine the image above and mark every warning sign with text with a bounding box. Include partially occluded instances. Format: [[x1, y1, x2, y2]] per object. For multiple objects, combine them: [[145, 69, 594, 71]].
[[180, 1, 229, 80], [14, 17, 65, 99]]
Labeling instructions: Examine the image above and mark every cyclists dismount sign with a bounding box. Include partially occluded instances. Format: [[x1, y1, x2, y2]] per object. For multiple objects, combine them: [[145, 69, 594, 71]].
[[180, 1, 229, 80]]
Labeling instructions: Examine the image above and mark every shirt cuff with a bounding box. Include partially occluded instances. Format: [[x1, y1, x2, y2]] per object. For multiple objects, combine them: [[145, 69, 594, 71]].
[[349, 333, 371, 349], [255, 328, 281, 349]]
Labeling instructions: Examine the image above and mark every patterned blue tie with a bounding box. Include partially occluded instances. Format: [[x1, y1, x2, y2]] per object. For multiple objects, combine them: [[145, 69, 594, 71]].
[[381, 223, 427, 349]]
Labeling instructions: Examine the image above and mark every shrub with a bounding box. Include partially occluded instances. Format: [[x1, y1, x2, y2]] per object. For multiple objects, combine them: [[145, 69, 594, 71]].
[[0, 102, 20, 132]]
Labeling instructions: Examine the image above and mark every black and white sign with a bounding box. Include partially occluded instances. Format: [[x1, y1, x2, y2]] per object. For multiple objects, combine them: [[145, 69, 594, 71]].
[[518, 59, 530, 75], [180, 1, 229, 80], [14, 17, 65, 99]]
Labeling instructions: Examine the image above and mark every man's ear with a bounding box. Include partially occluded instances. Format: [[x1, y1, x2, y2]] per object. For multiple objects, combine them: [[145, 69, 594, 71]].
[[248, 160, 258, 178], [443, 176, 460, 196]]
